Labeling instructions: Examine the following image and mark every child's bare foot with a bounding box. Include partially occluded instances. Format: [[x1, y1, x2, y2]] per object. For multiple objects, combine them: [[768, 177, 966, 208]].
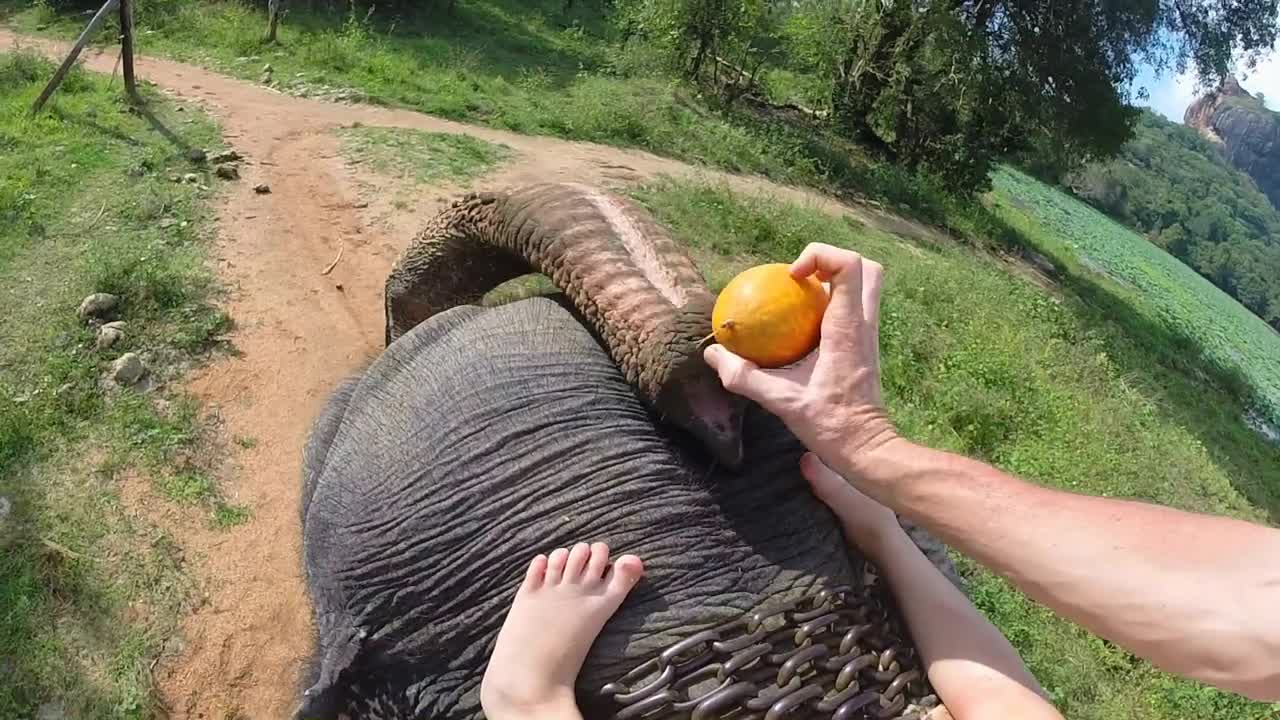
[[481, 543, 645, 720]]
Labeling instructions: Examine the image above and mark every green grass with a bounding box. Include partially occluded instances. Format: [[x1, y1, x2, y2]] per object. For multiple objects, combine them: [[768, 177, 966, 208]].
[[0, 0, 970, 224], [0, 0, 813, 177], [630, 179, 1280, 720], [0, 51, 240, 717], [337, 126, 512, 185]]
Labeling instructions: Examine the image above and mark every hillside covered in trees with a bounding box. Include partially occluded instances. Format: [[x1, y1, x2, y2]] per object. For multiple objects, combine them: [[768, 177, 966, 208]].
[[1068, 110, 1280, 329]]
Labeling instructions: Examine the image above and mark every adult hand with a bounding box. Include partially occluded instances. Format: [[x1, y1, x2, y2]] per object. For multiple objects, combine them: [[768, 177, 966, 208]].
[[703, 243, 897, 469]]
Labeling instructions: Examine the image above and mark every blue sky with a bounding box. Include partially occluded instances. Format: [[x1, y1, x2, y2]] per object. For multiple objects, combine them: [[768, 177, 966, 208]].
[[1134, 52, 1280, 122]]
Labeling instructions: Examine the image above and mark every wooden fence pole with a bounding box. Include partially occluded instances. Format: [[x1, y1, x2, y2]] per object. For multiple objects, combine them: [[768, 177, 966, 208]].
[[119, 0, 139, 102], [30, 0, 121, 115]]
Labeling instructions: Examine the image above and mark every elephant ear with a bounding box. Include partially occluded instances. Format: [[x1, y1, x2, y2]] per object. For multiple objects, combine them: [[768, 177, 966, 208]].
[[292, 626, 366, 720]]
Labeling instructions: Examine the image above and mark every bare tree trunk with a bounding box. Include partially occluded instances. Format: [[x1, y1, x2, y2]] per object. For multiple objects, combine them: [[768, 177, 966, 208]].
[[265, 0, 283, 42], [689, 35, 709, 79], [119, 0, 139, 102], [32, 0, 121, 114]]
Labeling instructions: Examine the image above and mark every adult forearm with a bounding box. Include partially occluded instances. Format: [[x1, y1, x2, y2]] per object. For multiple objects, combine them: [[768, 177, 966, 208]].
[[866, 531, 1061, 720], [842, 438, 1280, 700]]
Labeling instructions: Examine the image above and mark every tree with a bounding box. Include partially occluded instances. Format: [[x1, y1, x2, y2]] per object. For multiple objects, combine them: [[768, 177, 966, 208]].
[[265, 0, 283, 42], [779, 0, 1279, 190], [616, 0, 769, 79]]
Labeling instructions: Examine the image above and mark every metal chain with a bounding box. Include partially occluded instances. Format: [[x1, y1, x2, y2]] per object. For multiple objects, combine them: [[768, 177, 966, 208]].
[[598, 570, 940, 720]]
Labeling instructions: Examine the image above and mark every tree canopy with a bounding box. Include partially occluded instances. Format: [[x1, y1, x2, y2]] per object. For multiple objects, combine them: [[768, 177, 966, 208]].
[[619, 0, 1279, 189]]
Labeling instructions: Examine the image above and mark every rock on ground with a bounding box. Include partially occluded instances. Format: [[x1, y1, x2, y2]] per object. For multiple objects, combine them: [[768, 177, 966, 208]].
[[215, 164, 240, 180], [110, 352, 146, 385], [78, 293, 119, 322], [210, 150, 242, 164], [254, 183, 271, 194], [96, 326, 124, 350]]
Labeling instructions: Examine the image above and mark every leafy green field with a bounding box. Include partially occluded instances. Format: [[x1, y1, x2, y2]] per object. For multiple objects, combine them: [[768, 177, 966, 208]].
[[991, 167, 1280, 434], [635, 179, 1280, 720], [0, 51, 238, 717]]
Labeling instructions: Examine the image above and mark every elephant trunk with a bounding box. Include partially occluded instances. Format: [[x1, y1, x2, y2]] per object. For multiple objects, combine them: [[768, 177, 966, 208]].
[[384, 183, 745, 467]]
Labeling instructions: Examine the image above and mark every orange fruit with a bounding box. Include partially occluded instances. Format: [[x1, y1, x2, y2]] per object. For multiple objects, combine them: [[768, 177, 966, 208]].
[[712, 263, 829, 368]]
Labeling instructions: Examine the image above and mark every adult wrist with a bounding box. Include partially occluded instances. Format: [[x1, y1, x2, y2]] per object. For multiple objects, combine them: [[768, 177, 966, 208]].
[[841, 435, 916, 508]]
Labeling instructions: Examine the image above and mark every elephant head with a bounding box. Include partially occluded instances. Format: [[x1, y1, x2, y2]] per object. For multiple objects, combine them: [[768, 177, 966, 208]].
[[383, 183, 745, 468], [297, 184, 948, 720]]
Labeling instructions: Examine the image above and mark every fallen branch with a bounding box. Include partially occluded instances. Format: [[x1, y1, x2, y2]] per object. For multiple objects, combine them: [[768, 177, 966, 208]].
[[321, 241, 344, 275], [41, 538, 99, 562], [84, 200, 108, 231]]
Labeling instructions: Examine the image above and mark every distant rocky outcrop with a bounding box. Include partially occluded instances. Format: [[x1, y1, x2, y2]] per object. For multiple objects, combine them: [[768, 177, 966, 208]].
[[1185, 76, 1280, 209]]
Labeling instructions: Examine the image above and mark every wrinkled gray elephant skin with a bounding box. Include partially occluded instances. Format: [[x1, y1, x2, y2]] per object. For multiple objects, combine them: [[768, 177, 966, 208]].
[[295, 296, 859, 719]]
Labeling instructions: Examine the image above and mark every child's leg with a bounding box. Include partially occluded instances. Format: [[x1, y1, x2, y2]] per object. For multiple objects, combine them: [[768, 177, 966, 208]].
[[481, 542, 644, 720]]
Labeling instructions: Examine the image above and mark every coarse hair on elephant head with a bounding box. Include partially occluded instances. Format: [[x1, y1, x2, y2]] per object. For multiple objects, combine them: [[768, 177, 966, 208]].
[[382, 183, 745, 468]]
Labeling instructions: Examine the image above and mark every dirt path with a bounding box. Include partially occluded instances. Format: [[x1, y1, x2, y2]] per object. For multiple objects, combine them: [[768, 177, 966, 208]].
[[3, 29, 941, 718]]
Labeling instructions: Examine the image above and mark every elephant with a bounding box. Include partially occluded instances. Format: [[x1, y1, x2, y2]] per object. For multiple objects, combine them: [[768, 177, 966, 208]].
[[295, 184, 951, 720]]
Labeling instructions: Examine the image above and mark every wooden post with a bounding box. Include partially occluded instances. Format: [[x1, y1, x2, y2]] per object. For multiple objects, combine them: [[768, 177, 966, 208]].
[[31, 0, 121, 115], [265, 0, 282, 42], [119, 0, 139, 102]]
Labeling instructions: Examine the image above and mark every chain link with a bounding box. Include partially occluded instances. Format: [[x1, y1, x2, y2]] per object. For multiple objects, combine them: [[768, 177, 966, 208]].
[[597, 571, 941, 720]]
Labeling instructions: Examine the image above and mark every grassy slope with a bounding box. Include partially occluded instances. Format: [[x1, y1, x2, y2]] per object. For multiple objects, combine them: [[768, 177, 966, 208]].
[[0, 53, 239, 717], [633, 180, 1280, 720]]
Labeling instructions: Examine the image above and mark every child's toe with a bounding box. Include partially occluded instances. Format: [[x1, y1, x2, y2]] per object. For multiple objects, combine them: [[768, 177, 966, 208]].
[[565, 542, 592, 580], [585, 542, 610, 581], [522, 554, 549, 592], [545, 547, 570, 584]]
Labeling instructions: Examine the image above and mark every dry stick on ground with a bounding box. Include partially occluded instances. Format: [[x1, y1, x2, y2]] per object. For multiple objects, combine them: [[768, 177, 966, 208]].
[[30, 0, 121, 115], [321, 241, 345, 275], [119, 0, 140, 102], [83, 200, 108, 232], [41, 538, 99, 563]]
